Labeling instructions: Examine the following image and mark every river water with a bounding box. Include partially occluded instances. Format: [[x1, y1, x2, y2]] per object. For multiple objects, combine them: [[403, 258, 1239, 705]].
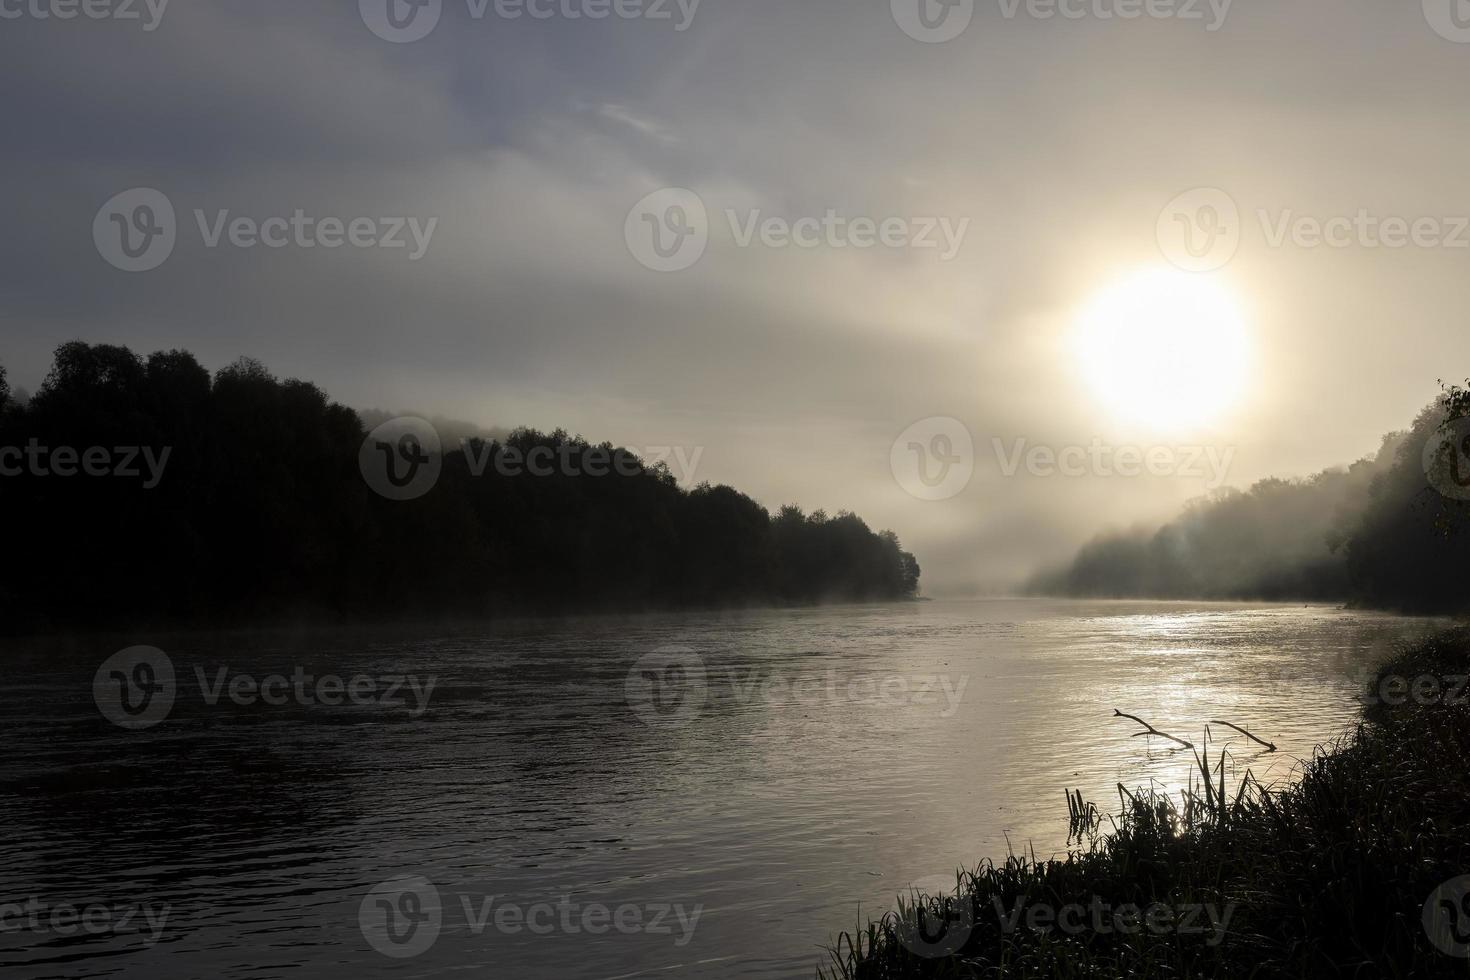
[[0, 599, 1451, 978]]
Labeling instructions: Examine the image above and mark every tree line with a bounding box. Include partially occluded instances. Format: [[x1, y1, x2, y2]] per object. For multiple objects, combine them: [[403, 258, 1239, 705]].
[[0, 342, 920, 633], [1028, 380, 1470, 613]]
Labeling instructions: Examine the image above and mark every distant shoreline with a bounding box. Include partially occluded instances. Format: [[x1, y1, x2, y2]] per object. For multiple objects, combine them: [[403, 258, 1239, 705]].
[[8, 595, 1456, 645], [0, 594, 934, 643]]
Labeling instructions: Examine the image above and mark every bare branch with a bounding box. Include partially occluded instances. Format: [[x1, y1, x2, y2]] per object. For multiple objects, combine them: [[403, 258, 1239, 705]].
[[1112, 709, 1194, 750], [1209, 719, 1277, 752]]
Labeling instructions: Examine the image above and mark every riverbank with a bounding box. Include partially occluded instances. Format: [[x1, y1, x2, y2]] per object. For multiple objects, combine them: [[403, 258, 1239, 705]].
[[826, 627, 1470, 978]]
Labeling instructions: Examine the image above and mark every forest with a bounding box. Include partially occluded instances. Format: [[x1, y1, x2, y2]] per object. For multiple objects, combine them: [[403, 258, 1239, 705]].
[[1029, 380, 1470, 613], [0, 342, 921, 633]]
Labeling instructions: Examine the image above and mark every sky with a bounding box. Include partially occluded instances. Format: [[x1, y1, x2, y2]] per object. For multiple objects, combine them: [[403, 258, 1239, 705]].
[[3, 0, 1469, 593]]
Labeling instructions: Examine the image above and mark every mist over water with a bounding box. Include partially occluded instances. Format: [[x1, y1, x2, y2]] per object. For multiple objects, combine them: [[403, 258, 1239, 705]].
[[0, 599, 1448, 979]]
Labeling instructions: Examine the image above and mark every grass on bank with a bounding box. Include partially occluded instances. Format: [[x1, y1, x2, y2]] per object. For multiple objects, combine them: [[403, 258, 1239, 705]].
[[824, 628, 1470, 979]]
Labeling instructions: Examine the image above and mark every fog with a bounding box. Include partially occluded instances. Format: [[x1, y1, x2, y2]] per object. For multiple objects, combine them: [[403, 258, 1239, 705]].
[[5, 1, 1470, 592]]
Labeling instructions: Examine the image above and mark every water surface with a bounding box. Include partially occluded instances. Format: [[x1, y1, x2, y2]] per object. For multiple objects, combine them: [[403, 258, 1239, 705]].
[[0, 599, 1450, 978]]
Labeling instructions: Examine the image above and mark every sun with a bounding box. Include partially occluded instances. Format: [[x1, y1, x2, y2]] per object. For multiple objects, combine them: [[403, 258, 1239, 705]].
[[1074, 268, 1250, 431]]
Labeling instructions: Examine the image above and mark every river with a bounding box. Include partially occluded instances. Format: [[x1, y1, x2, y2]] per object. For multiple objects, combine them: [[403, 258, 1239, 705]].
[[0, 599, 1451, 978]]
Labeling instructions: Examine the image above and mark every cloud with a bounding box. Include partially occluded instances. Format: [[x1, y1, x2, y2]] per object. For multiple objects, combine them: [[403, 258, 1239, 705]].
[[4, 0, 1470, 591]]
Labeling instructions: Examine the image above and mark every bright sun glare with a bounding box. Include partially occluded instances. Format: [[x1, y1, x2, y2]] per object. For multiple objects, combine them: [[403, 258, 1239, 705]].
[[1075, 268, 1251, 431]]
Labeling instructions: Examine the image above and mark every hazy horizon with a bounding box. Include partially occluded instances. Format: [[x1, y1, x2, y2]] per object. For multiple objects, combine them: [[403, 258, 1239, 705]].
[[7, 0, 1470, 594]]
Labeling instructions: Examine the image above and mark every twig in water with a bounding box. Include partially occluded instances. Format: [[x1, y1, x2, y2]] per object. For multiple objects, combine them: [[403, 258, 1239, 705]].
[[1209, 719, 1277, 752], [1112, 709, 1195, 750]]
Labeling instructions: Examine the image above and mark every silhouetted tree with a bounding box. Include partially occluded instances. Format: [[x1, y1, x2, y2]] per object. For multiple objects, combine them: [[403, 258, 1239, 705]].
[[1339, 381, 1470, 612], [0, 342, 922, 632], [1031, 381, 1470, 614]]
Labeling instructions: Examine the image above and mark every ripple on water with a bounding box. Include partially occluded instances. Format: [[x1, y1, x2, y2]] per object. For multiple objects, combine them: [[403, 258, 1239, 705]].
[[0, 599, 1450, 979]]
